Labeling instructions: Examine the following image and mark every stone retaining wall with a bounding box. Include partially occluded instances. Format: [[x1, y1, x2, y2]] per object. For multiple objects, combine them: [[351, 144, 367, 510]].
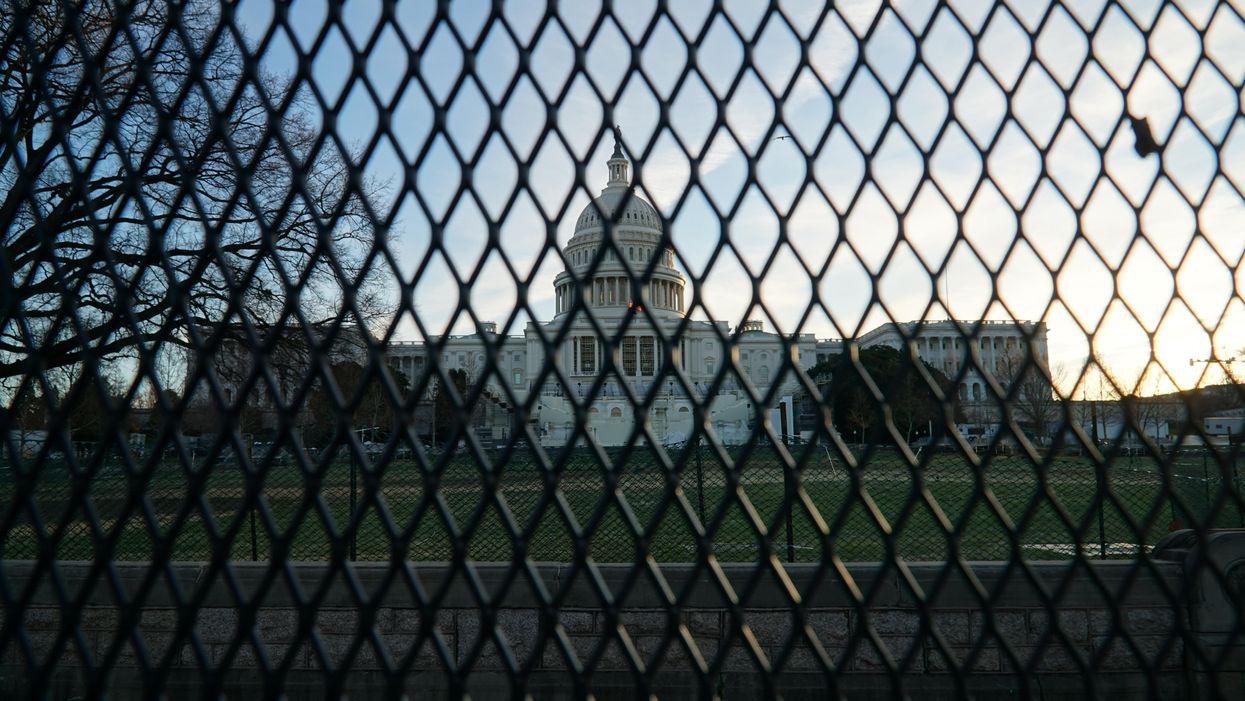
[[3, 530, 1243, 699]]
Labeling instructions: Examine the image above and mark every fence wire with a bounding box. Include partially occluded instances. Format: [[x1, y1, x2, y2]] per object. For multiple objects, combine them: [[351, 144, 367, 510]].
[[2, 0, 1244, 697]]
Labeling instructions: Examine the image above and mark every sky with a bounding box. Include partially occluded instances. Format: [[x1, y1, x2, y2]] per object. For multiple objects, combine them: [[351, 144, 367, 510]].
[[231, 0, 1245, 397]]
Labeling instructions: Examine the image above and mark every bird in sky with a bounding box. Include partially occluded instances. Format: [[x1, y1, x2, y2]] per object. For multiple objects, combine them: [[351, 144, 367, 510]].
[[1130, 115, 1160, 157]]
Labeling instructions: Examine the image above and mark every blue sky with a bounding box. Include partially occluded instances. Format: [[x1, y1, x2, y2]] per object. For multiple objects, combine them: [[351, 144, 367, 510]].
[[233, 0, 1245, 395]]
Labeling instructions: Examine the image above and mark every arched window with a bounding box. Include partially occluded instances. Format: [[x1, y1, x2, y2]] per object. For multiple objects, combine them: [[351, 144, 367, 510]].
[[610, 407, 622, 417], [972, 383, 982, 400]]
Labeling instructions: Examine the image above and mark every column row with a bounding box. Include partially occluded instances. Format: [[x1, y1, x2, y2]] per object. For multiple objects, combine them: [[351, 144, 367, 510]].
[[556, 278, 686, 312], [567, 334, 691, 377]]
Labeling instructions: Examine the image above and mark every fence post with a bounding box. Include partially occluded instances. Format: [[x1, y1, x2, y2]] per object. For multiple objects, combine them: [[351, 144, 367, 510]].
[[1097, 460, 1108, 559], [1203, 450, 1211, 528], [783, 409, 795, 563], [1236, 450, 1243, 528], [248, 437, 258, 562], [695, 436, 705, 525], [1167, 454, 1178, 529], [785, 467, 796, 563], [350, 450, 358, 562]]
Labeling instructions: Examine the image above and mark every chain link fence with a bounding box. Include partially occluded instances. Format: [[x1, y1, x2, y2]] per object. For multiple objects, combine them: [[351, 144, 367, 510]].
[[3, 0, 1245, 696], [2, 444, 1243, 563]]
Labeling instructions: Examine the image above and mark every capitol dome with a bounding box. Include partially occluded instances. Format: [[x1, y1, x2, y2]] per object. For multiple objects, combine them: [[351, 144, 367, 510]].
[[573, 184, 663, 233], [553, 131, 686, 319], [570, 138, 662, 236]]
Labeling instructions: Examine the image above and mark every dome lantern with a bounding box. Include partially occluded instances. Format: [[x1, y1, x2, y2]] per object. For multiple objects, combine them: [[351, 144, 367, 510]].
[[606, 126, 629, 188]]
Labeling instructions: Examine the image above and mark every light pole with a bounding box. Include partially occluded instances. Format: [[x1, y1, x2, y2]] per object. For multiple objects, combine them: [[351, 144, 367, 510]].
[[430, 376, 438, 452], [349, 426, 379, 561]]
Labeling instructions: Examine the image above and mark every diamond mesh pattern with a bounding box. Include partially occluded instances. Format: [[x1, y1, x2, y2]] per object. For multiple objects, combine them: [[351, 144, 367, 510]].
[[2, 0, 1244, 697]]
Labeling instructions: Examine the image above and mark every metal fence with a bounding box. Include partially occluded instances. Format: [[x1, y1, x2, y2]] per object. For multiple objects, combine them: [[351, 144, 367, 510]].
[[2, 0, 1244, 697], [3, 445, 1243, 564]]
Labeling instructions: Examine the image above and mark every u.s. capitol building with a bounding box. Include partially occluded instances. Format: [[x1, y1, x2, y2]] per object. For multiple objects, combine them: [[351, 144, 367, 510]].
[[386, 139, 1049, 447]]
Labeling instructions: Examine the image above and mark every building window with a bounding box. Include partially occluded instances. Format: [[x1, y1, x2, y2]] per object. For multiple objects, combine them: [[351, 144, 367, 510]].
[[610, 407, 622, 417], [759, 366, 770, 384], [579, 336, 597, 374], [640, 336, 655, 376], [513, 370, 523, 386], [623, 336, 637, 376]]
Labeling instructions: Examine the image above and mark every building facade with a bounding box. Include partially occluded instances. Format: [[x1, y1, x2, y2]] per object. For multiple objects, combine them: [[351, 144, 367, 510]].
[[387, 140, 1052, 447]]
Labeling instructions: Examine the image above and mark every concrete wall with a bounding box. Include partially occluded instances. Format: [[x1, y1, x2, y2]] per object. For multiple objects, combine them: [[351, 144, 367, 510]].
[[3, 530, 1244, 699]]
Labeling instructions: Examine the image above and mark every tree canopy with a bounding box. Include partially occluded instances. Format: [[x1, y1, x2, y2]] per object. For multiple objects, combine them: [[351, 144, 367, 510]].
[[0, 0, 390, 381], [808, 345, 956, 444]]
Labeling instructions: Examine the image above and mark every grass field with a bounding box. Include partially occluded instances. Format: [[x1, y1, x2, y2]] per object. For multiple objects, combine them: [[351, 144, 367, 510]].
[[2, 444, 1242, 563]]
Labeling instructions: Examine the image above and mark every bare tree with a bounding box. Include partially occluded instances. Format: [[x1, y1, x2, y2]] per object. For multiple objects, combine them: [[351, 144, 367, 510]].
[[1124, 375, 1180, 445], [1068, 355, 1121, 446], [1, 0, 392, 378], [1, 375, 46, 456], [809, 347, 950, 445], [996, 349, 1063, 441]]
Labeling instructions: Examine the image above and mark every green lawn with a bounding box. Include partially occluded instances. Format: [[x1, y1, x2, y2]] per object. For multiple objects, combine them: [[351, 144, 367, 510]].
[[2, 446, 1241, 563]]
